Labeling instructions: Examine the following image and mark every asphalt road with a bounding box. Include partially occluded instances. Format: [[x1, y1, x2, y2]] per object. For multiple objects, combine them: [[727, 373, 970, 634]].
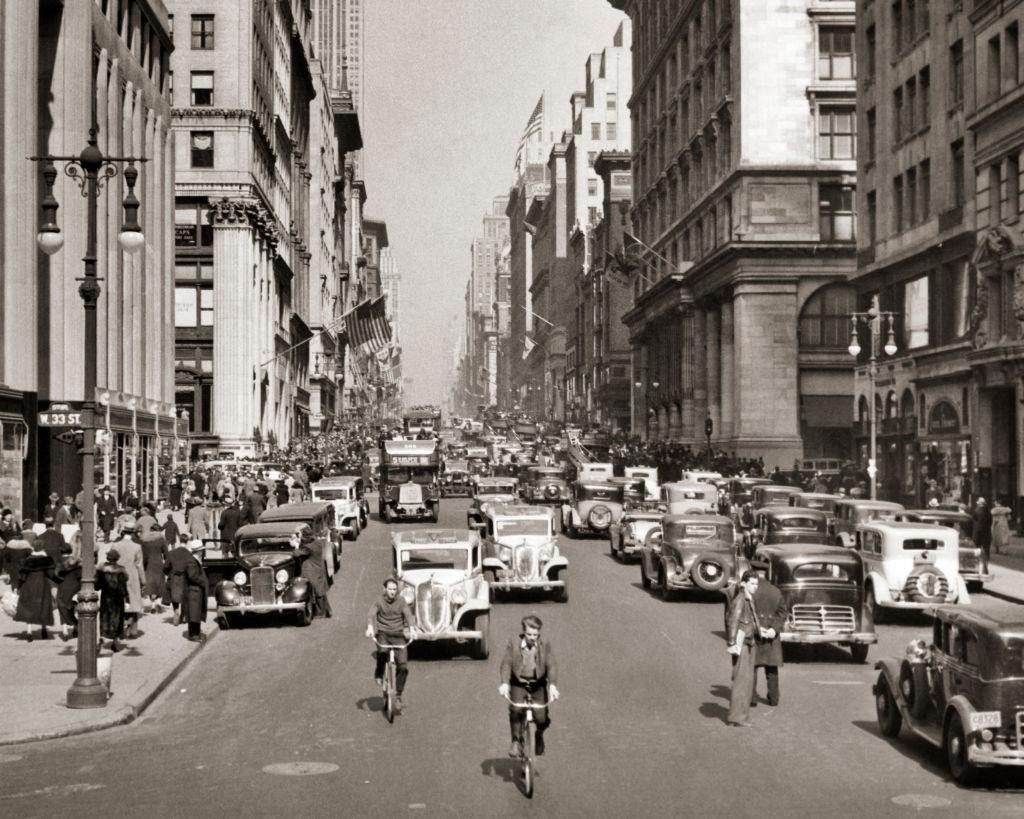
[[2, 497, 1024, 817]]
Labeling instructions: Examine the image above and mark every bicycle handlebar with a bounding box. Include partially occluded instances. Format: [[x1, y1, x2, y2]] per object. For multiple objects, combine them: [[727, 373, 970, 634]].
[[501, 694, 553, 708], [373, 637, 414, 649]]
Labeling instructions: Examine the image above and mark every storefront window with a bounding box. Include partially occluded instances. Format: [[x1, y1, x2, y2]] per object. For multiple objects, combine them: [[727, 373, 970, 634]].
[[0, 421, 26, 516], [905, 276, 929, 348]]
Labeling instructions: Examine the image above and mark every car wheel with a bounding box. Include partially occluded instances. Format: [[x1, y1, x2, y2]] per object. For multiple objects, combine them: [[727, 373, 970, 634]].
[[657, 567, 673, 601], [297, 597, 314, 627], [554, 568, 568, 603], [966, 580, 982, 594], [220, 612, 235, 630], [865, 585, 883, 626], [484, 569, 497, 603], [609, 535, 619, 561], [850, 643, 870, 664], [566, 519, 577, 539], [691, 558, 729, 592], [640, 561, 651, 590], [945, 711, 981, 786], [473, 613, 490, 660], [875, 673, 902, 738], [899, 659, 931, 720]]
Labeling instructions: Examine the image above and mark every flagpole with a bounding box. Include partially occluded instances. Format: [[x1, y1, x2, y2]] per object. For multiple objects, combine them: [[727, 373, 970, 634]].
[[520, 305, 554, 327], [258, 311, 347, 369]]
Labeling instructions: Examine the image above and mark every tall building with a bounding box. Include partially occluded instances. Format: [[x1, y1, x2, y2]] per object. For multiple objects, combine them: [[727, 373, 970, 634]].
[[0, 0, 176, 514], [311, 0, 363, 171], [853, 1, 1024, 513], [611, 0, 857, 464], [380, 246, 402, 344]]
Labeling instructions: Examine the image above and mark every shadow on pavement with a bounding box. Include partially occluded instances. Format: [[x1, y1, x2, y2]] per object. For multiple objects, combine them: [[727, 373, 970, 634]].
[[699, 701, 730, 723], [480, 757, 521, 787], [709, 684, 731, 701], [850, 719, 950, 780], [355, 695, 385, 714]]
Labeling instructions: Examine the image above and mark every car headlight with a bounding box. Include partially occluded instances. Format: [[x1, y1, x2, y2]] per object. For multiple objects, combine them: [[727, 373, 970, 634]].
[[275, 569, 289, 584], [450, 586, 468, 605], [499, 546, 512, 562], [401, 586, 416, 605], [233, 571, 247, 586]]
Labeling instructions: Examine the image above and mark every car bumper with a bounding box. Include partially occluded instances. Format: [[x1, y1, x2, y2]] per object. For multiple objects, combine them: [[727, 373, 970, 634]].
[[881, 598, 960, 609], [968, 744, 1024, 767], [411, 628, 484, 642], [339, 524, 356, 536], [619, 540, 642, 555], [960, 571, 995, 583], [392, 506, 433, 519], [218, 601, 306, 614], [490, 578, 566, 590], [780, 631, 877, 644]]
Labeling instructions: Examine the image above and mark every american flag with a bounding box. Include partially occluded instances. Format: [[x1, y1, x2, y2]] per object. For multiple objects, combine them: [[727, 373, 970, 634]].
[[342, 296, 392, 352], [514, 92, 545, 174]]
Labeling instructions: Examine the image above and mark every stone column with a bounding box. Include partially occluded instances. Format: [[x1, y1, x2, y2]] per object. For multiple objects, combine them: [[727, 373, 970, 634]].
[[668, 403, 682, 440], [706, 306, 721, 441], [692, 307, 708, 443], [212, 201, 255, 452], [680, 310, 695, 437], [720, 300, 735, 441]]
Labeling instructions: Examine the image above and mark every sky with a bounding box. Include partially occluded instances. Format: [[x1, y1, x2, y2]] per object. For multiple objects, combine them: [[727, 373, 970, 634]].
[[362, 0, 628, 407]]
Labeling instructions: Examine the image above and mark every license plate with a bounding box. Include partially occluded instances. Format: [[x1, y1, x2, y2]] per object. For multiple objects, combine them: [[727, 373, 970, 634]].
[[968, 711, 1002, 731]]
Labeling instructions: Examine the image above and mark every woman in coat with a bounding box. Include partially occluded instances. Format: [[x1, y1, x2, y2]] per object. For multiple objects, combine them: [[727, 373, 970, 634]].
[[55, 542, 82, 640], [111, 526, 145, 637], [298, 532, 331, 618], [96, 548, 128, 651], [182, 547, 209, 641], [14, 549, 59, 640], [140, 529, 167, 613], [162, 536, 193, 623]]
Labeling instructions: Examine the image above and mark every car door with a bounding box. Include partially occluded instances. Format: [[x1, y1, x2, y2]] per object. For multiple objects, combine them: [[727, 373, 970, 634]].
[[641, 527, 663, 582]]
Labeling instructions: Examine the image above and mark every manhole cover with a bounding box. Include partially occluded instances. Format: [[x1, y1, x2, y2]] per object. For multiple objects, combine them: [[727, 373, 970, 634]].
[[891, 793, 952, 809], [0, 754, 24, 763], [263, 762, 339, 776]]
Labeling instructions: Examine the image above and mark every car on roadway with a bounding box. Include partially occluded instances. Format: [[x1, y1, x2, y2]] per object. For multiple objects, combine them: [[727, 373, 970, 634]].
[[441, 459, 472, 498], [788, 492, 842, 529], [897, 508, 993, 592], [608, 508, 663, 562], [259, 502, 341, 583], [751, 484, 802, 510], [467, 477, 519, 531], [745, 507, 831, 558], [724, 476, 773, 508], [661, 481, 718, 515], [832, 499, 904, 548], [609, 476, 648, 509], [578, 462, 614, 481], [624, 466, 660, 501], [212, 521, 317, 628], [748, 544, 877, 663], [639, 514, 739, 598], [680, 470, 723, 485], [873, 604, 1024, 785], [392, 529, 491, 659], [562, 480, 626, 538], [309, 477, 363, 541], [518, 464, 571, 508], [855, 521, 970, 623], [480, 503, 567, 602]]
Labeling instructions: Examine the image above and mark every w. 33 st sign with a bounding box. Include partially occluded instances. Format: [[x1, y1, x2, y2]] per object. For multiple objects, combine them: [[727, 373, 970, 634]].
[[38, 402, 84, 427]]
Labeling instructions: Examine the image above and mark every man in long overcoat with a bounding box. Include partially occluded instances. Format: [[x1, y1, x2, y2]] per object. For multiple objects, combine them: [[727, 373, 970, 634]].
[[751, 576, 787, 707], [299, 531, 331, 618], [96, 486, 117, 541], [163, 535, 195, 623], [182, 544, 209, 642], [114, 524, 146, 637]]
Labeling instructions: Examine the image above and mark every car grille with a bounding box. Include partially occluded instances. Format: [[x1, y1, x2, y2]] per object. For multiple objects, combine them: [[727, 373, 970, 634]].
[[788, 605, 856, 634], [902, 572, 949, 601], [415, 582, 448, 634], [399, 485, 423, 505], [513, 546, 539, 580], [250, 566, 275, 605], [959, 550, 979, 571]]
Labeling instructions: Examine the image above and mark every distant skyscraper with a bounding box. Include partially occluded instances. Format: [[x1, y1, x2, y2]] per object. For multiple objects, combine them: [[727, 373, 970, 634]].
[[380, 247, 401, 343], [310, 0, 364, 170]]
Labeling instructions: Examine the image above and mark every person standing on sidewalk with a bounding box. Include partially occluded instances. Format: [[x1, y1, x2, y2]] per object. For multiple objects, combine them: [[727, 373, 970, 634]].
[[4, 522, 34, 592], [182, 542, 209, 642], [163, 534, 193, 624], [96, 486, 117, 541], [974, 497, 993, 562], [751, 575, 786, 707], [114, 523, 146, 638], [13, 546, 59, 641], [96, 548, 128, 652], [187, 500, 210, 541], [55, 541, 81, 640], [991, 499, 1012, 555], [140, 524, 167, 614], [725, 570, 760, 727]]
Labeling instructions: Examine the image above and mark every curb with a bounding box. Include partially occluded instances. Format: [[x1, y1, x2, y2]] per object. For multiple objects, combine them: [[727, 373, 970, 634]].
[[0, 622, 220, 747], [979, 588, 1024, 606]]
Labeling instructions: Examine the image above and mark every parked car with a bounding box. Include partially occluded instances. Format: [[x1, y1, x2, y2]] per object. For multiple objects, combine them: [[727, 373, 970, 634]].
[[608, 509, 663, 562], [832, 499, 904, 548], [519, 465, 571, 507], [259, 502, 341, 581], [467, 477, 519, 530], [212, 522, 317, 627], [661, 481, 718, 515], [749, 544, 877, 663], [639, 514, 739, 597], [789, 492, 842, 529], [856, 521, 970, 623], [480, 503, 567, 602], [751, 484, 802, 510], [562, 480, 626, 538], [441, 459, 472, 498], [310, 478, 362, 541], [897, 509, 993, 591], [624, 466, 660, 501], [392, 529, 490, 659], [746, 507, 831, 558], [873, 604, 1024, 785], [725, 476, 773, 508]]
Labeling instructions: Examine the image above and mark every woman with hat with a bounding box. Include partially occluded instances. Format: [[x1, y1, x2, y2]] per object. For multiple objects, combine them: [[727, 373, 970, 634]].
[[55, 540, 82, 640], [13, 543, 60, 641], [96, 548, 128, 652]]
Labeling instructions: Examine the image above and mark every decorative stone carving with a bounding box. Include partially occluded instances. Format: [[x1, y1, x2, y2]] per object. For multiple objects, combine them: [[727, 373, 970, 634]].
[[970, 276, 988, 349], [1014, 263, 1024, 340], [208, 198, 280, 256]]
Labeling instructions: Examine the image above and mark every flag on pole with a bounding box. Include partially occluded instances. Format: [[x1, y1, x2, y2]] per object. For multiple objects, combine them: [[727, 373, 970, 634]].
[[514, 93, 545, 175], [522, 335, 537, 360], [342, 296, 392, 352]]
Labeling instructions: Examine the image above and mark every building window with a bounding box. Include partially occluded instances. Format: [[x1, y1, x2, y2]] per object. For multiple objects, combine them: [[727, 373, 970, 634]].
[[190, 14, 214, 50], [174, 286, 213, 328], [818, 106, 856, 159], [587, 179, 598, 196], [1008, 23, 1020, 95], [799, 284, 856, 347], [893, 87, 903, 143], [866, 25, 876, 81], [867, 189, 877, 244], [819, 184, 855, 241], [818, 26, 855, 80], [950, 40, 964, 106], [932, 262, 969, 344], [906, 167, 918, 225], [987, 34, 1002, 103], [190, 71, 213, 106], [904, 276, 929, 348], [920, 159, 931, 221], [951, 140, 965, 207], [991, 164, 1003, 223], [174, 204, 213, 248], [606, 92, 617, 110], [866, 108, 876, 162], [190, 131, 214, 168], [587, 151, 596, 168], [891, 1, 903, 53], [606, 122, 617, 141], [1008, 154, 1021, 220], [919, 66, 930, 125], [591, 122, 602, 140], [893, 175, 905, 231], [905, 77, 917, 134]]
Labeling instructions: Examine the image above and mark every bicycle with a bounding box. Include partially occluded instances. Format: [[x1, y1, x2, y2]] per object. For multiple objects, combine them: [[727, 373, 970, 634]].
[[502, 692, 552, 798], [375, 636, 411, 723]]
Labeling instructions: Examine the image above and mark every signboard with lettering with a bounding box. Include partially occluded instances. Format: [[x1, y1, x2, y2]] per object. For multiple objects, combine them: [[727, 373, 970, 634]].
[[749, 183, 812, 225], [391, 455, 429, 466], [38, 402, 84, 427], [927, 401, 961, 435], [175, 224, 197, 247]]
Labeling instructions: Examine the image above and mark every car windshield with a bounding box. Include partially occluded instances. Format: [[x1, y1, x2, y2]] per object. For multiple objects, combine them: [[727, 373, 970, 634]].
[[666, 522, 730, 541], [400, 549, 468, 570], [902, 538, 946, 551], [386, 467, 436, 484], [857, 509, 898, 523], [775, 517, 824, 530], [801, 498, 835, 511], [238, 537, 295, 555], [497, 520, 550, 537], [792, 562, 851, 581], [313, 489, 352, 501], [480, 485, 516, 496]]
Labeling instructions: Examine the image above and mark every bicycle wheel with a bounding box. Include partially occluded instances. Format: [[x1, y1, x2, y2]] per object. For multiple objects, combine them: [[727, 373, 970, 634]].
[[384, 661, 396, 723], [523, 721, 535, 798]]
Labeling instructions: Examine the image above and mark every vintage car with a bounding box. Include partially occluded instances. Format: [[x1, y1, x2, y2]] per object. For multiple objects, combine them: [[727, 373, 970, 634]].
[[751, 484, 803, 510], [661, 481, 718, 515], [465, 446, 491, 477], [746, 507, 831, 558], [441, 459, 472, 498], [608, 509, 663, 562], [874, 604, 1024, 785], [724, 476, 773, 508], [898, 509, 993, 591], [379, 440, 441, 523], [259, 502, 341, 581], [639, 514, 739, 597], [856, 521, 970, 622], [789, 492, 842, 528], [213, 522, 317, 627], [480, 503, 567, 602], [680, 470, 723, 485], [562, 480, 626, 538], [578, 462, 614, 481], [749, 545, 877, 663], [310, 478, 363, 540], [519, 465, 572, 507], [832, 499, 905, 548], [392, 529, 490, 659], [610, 476, 649, 509], [625, 466, 660, 501], [466, 477, 519, 530]]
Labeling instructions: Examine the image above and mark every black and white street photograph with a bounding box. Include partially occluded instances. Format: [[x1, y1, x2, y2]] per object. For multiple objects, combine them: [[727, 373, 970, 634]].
[[2, 0, 1024, 816]]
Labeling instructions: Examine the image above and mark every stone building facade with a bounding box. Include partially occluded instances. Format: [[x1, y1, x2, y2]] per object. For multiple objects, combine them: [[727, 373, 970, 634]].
[[611, 0, 857, 465]]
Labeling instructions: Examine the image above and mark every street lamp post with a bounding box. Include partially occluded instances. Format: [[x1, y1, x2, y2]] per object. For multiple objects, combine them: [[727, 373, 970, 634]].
[[848, 296, 899, 501], [32, 127, 146, 709]]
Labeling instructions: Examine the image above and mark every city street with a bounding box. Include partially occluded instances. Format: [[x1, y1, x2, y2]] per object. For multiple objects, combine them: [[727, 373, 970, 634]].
[[1, 498, 1023, 818]]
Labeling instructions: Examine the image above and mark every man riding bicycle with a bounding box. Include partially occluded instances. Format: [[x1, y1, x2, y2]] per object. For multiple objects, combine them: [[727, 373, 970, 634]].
[[498, 614, 560, 757], [365, 577, 413, 710]]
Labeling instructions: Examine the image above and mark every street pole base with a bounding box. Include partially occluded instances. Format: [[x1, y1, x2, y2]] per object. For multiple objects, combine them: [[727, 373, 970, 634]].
[[67, 678, 108, 709]]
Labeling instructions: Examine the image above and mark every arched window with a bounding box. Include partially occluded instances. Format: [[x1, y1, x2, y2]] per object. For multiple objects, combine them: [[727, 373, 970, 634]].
[[886, 391, 898, 419], [875, 394, 883, 419], [858, 395, 869, 422], [799, 284, 857, 347], [901, 389, 915, 418]]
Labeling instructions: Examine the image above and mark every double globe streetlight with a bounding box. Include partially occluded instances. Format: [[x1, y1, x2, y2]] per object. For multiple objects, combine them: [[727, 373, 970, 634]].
[[847, 297, 899, 501], [32, 126, 146, 709]]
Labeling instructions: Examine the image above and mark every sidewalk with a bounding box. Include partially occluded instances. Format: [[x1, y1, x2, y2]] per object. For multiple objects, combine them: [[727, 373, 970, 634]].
[[986, 534, 1024, 604]]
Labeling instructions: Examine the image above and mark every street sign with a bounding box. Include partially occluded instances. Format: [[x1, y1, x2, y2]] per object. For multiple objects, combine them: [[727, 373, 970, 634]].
[[39, 403, 85, 427]]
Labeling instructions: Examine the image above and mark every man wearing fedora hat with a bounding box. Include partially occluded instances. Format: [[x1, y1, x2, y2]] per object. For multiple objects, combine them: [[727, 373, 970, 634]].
[[96, 485, 117, 541], [42, 492, 61, 523], [974, 496, 993, 562], [114, 521, 146, 638]]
